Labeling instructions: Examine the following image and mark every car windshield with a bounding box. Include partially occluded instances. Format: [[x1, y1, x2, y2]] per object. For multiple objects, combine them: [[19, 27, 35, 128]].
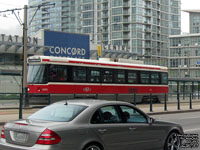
[[28, 103, 87, 122]]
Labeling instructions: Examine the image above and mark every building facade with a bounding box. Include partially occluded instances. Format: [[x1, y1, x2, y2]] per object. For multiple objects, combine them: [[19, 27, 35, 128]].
[[28, 0, 181, 66], [0, 34, 48, 93], [183, 10, 200, 34], [169, 34, 200, 79], [169, 10, 200, 79]]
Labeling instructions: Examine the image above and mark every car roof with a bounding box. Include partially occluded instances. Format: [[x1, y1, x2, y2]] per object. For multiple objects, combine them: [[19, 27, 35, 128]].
[[53, 99, 130, 107]]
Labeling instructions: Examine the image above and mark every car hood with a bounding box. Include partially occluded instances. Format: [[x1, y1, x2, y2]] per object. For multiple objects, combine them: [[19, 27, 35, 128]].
[[153, 120, 184, 133], [154, 120, 177, 125]]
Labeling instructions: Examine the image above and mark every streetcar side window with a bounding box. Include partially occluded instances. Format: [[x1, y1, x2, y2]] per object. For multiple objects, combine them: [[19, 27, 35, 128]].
[[88, 68, 101, 83], [140, 72, 150, 84], [73, 67, 86, 82], [102, 69, 113, 83], [115, 70, 125, 83], [127, 71, 138, 84], [49, 65, 68, 82], [161, 73, 168, 85], [150, 72, 160, 84]]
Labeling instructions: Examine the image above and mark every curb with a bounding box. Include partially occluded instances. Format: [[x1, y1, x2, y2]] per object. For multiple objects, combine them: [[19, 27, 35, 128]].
[[0, 105, 45, 110], [148, 109, 200, 115]]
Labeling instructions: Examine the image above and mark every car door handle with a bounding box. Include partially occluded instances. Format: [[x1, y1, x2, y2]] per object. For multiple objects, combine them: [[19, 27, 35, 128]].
[[98, 129, 107, 134], [129, 127, 136, 131]]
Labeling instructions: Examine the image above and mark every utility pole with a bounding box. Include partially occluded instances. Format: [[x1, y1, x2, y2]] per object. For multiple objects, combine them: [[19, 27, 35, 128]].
[[23, 5, 28, 106]]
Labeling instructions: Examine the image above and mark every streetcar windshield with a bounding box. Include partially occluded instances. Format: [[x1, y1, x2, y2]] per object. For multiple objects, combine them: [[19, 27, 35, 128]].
[[28, 65, 47, 84]]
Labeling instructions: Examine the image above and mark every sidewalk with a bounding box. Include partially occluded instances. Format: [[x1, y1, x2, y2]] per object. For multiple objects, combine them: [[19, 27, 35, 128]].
[[1, 102, 200, 126]]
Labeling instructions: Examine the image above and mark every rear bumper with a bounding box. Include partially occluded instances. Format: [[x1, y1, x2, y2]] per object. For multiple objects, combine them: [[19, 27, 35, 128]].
[[0, 139, 54, 150], [0, 139, 80, 150]]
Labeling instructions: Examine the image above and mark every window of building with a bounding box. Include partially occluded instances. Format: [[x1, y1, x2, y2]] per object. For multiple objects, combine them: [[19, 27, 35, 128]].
[[112, 32, 122, 39], [112, 8, 122, 15], [112, 40, 122, 45], [112, 24, 122, 31], [112, 16, 122, 23], [112, 0, 122, 7]]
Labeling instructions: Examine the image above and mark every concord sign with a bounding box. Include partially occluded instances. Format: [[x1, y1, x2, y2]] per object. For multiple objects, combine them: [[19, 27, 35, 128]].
[[44, 30, 90, 59], [49, 46, 86, 56]]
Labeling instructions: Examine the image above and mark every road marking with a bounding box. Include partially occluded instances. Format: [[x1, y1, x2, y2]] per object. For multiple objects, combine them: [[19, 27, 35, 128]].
[[184, 128, 200, 132], [179, 116, 200, 120]]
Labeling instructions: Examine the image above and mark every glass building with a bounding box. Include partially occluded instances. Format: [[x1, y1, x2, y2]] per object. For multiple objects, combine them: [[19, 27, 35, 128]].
[[183, 10, 200, 34], [169, 10, 200, 79], [169, 34, 200, 79], [28, 0, 181, 66]]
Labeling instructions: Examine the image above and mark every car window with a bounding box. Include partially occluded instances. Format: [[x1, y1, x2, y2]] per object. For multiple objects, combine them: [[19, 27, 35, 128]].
[[120, 106, 147, 123], [28, 103, 87, 122], [91, 106, 121, 124]]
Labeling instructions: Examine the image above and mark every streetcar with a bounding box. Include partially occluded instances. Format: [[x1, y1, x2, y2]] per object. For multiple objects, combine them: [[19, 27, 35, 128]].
[[27, 56, 168, 103]]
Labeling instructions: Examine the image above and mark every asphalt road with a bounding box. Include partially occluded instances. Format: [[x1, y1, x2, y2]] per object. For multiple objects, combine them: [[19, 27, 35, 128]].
[[151, 112, 200, 134], [1, 111, 200, 150], [151, 112, 200, 150]]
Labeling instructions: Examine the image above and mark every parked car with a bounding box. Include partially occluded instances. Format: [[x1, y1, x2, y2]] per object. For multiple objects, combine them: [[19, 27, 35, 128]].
[[0, 100, 183, 150]]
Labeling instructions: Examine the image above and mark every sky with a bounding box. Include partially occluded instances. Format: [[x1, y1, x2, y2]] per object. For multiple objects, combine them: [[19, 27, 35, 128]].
[[0, 0, 199, 36]]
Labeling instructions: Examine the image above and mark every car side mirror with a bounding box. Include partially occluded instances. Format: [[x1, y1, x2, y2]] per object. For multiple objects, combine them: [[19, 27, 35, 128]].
[[149, 117, 155, 124]]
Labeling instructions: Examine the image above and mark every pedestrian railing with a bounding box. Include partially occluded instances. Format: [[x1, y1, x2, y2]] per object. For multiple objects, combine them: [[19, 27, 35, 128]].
[[0, 92, 200, 119]]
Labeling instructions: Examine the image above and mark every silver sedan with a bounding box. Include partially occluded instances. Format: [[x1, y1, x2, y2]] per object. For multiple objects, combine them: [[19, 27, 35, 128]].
[[0, 100, 183, 150]]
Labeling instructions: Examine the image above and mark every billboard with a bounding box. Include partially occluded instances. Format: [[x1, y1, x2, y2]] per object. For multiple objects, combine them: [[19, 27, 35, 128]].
[[44, 30, 90, 59]]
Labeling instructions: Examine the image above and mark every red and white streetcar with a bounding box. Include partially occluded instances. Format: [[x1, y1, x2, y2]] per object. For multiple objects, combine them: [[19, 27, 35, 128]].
[[27, 56, 168, 103]]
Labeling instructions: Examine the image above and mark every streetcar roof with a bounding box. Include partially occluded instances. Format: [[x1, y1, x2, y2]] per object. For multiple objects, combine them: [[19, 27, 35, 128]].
[[28, 55, 168, 71]]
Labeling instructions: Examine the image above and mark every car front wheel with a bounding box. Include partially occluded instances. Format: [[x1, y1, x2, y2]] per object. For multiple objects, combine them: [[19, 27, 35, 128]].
[[84, 144, 102, 150], [164, 132, 180, 150]]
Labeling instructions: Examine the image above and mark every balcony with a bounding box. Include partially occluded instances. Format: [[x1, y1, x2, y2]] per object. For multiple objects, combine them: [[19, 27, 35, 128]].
[[145, 28, 151, 32], [145, 5, 151, 9], [123, 2, 130, 8], [144, 21, 151, 24], [123, 35, 130, 39], [102, 29, 109, 33], [145, 13, 151, 16], [145, 45, 152, 49], [102, 22, 109, 26], [123, 19, 130, 24], [102, 0, 108, 3], [102, 14, 108, 18], [123, 27, 130, 31], [102, 37, 108, 41], [123, 10, 130, 16], [102, 6, 108, 10]]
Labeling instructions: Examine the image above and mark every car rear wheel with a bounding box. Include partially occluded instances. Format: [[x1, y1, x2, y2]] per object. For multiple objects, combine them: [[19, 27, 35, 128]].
[[164, 132, 180, 150], [84, 144, 102, 150]]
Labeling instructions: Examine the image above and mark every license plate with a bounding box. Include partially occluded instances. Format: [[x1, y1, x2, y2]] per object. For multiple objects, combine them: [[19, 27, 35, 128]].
[[13, 132, 28, 142]]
